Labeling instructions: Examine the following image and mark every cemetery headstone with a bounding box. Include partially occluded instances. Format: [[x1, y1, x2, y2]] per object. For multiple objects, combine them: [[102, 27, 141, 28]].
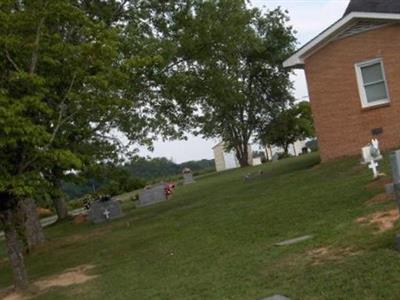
[[182, 168, 195, 185], [252, 157, 262, 166], [275, 235, 313, 246], [88, 195, 123, 224], [261, 295, 291, 300], [271, 153, 279, 162], [385, 150, 400, 251], [362, 138, 383, 179], [138, 183, 167, 207]]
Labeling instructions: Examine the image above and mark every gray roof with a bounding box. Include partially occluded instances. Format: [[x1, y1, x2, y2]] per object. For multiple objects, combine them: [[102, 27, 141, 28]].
[[344, 0, 400, 16]]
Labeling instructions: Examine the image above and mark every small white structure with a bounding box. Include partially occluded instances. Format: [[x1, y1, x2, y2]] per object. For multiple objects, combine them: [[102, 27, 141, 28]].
[[252, 157, 262, 166], [212, 142, 253, 172], [361, 139, 383, 179], [361, 138, 383, 164], [265, 140, 309, 160]]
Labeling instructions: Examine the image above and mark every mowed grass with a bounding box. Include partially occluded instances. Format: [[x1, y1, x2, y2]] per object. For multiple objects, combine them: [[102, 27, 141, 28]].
[[1, 152, 400, 299]]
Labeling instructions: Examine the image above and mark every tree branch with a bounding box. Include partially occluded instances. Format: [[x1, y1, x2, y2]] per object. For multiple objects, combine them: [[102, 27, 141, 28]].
[[4, 48, 21, 72], [29, 16, 45, 75], [19, 74, 77, 173]]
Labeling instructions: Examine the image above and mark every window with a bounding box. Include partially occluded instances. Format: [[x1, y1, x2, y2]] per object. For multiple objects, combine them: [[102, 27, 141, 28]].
[[355, 58, 390, 108]]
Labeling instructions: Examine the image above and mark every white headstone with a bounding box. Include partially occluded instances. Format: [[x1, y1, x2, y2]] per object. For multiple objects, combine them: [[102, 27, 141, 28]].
[[368, 160, 379, 179], [182, 168, 194, 185], [361, 138, 382, 164], [252, 157, 262, 166]]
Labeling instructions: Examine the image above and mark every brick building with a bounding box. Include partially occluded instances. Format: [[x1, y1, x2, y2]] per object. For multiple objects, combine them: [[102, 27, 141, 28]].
[[283, 0, 400, 161]]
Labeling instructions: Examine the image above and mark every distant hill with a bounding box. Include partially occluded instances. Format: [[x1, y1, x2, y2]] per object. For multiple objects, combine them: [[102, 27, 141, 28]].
[[63, 157, 215, 199], [123, 157, 215, 180]]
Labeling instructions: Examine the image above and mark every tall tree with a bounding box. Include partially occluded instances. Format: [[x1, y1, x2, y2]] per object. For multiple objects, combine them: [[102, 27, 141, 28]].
[[134, 1, 296, 167], [196, 4, 296, 167], [259, 101, 315, 154], [0, 0, 164, 289]]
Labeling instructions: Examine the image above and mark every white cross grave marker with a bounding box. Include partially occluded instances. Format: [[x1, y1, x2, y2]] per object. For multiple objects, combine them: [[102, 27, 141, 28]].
[[103, 209, 111, 219], [368, 159, 379, 179]]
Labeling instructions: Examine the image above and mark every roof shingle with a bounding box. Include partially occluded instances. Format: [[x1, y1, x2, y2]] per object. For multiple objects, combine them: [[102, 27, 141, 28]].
[[344, 0, 400, 16]]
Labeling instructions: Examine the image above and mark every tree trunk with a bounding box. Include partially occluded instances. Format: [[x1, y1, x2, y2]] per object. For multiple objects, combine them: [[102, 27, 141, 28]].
[[0, 209, 29, 290], [236, 144, 250, 167], [52, 196, 69, 221], [264, 145, 270, 161], [16, 198, 45, 251], [283, 143, 289, 154]]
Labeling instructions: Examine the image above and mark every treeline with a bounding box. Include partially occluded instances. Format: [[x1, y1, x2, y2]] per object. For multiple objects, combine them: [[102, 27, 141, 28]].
[[125, 157, 215, 180], [63, 157, 215, 199]]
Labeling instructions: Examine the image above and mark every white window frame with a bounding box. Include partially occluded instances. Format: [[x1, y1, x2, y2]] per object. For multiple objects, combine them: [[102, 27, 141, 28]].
[[355, 58, 390, 108]]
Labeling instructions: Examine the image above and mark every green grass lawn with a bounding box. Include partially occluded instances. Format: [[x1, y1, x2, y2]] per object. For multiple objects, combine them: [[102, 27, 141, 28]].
[[1, 153, 400, 299]]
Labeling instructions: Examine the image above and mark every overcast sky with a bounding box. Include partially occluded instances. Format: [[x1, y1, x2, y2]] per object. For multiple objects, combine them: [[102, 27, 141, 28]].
[[138, 0, 350, 163]]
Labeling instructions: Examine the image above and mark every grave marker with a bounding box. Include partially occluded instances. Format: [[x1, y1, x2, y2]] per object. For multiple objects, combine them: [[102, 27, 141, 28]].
[[88, 196, 123, 224], [385, 150, 400, 250], [261, 296, 291, 300], [182, 168, 195, 185], [275, 235, 313, 246], [138, 183, 167, 207], [362, 138, 383, 179]]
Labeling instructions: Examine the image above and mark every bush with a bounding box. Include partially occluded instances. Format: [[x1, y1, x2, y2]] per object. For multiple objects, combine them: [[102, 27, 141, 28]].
[[278, 152, 292, 160]]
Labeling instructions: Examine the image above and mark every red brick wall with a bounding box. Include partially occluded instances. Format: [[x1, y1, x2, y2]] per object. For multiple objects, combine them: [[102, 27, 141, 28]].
[[304, 24, 400, 161]]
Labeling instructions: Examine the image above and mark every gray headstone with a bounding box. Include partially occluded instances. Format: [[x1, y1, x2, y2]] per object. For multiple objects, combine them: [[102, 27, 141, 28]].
[[183, 173, 194, 185], [386, 183, 395, 195], [390, 150, 400, 184], [260, 295, 291, 300], [88, 198, 123, 224], [275, 235, 313, 246], [138, 183, 167, 207]]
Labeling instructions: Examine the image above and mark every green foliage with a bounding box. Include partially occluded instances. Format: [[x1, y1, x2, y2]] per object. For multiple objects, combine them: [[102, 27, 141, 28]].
[[0, 0, 183, 202], [259, 101, 315, 153], [124, 157, 215, 181], [97, 167, 145, 197], [63, 157, 215, 199], [118, 1, 296, 167], [183, 4, 296, 167]]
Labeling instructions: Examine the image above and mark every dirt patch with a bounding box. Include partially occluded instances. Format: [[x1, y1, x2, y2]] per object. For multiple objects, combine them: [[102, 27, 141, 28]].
[[35, 265, 96, 289], [366, 193, 394, 206], [366, 177, 392, 191], [0, 265, 97, 300], [356, 209, 399, 233], [45, 226, 113, 252], [36, 207, 53, 218], [308, 246, 360, 265], [73, 214, 88, 225]]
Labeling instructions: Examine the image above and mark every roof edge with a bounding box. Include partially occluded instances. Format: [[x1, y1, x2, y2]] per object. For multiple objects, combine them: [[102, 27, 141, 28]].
[[283, 12, 400, 69]]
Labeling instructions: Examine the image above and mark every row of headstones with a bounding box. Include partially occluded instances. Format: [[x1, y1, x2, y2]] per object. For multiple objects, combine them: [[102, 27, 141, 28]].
[[87, 169, 195, 223]]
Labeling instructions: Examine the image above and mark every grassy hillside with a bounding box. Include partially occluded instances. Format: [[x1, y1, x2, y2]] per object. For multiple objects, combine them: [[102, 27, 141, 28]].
[[1, 153, 400, 299]]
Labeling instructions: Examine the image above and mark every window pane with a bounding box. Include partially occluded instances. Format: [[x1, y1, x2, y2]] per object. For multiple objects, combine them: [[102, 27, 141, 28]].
[[361, 62, 384, 84], [365, 82, 387, 102]]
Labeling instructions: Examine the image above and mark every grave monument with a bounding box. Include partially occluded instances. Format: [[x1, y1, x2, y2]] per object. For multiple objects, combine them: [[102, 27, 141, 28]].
[[182, 168, 194, 185], [138, 183, 167, 207], [361, 138, 383, 179], [385, 150, 400, 250], [88, 195, 123, 224]]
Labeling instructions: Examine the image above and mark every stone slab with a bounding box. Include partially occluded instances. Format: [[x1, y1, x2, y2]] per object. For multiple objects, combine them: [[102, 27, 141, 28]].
[[183, 173, 194, 185], [261, 295, 291, 300], [275, 235, 313, 246], [386, 183, 395, 194], [138, 183, 167, 207], [88, 199, 123, 224]]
